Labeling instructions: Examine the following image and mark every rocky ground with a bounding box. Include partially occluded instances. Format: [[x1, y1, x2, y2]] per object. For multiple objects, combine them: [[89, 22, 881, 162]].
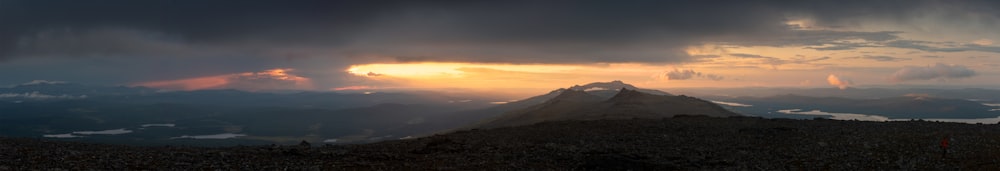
[[3, 116, 1000, 170]]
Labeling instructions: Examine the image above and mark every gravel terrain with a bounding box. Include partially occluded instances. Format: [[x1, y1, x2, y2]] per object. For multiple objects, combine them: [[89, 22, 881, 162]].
[[3, 116, 1000, 170]]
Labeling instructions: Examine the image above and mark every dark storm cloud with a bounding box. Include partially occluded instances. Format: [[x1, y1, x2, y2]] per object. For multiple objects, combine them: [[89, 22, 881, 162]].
[[4, 0, 998, 63], [779, 0, 1000, 28], [2, 0, 1000, 87], [0, 0, 797, 63]]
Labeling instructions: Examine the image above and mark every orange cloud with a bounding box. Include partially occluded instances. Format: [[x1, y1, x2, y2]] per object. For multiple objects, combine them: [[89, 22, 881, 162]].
[[137, 75, 231, 90], [826, 74, 852, 90]]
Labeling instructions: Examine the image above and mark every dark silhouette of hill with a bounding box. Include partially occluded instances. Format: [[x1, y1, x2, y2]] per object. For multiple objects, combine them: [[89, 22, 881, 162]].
[[422, 81, 681, 133], [4, 117, 1000, 170]]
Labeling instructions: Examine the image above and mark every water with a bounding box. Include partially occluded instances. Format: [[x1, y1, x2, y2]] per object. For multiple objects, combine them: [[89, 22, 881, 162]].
[[778, 109, 1000, 124], [711, 100, 752, 107], [170, 133, 247, 139]]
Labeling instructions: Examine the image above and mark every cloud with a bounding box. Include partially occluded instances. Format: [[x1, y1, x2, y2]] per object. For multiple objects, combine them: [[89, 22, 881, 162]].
[[2, 0, 1000, 88], [0, 0, 783, 63], [136, 68, 313, 91], [665, 69, 699, 80], [728, 30, 901, 49], [704, 74, 725, 81], [6, 0, 996, 64], [799, 80, 813, 86], [972, 39, 994, 46], [13, 28, 202, 58], [827, 74, 853, 90], [72, 128, 133, 135], [332, 86, 378, 91], [729, 53, 770, 58], [889, 63, 977, 82], [844, 55, 910, 62], [20, 80, 66, 85], [728, 53, 831, 69], [882, 40, 1000, 53], [661, 68, 724, 81], [226, 69, 314, 91], [793, 33, 1000, 54], [0, 91, 87, 99]]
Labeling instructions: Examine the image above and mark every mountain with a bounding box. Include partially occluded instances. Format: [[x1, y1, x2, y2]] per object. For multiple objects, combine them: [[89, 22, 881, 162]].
[[423, 81, 670, 132], [475, 88, 739, 129], [453, 80, 673, 120]]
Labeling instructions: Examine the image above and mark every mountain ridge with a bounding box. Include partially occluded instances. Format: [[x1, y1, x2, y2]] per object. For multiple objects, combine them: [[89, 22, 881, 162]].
[[474, 87, 739, 129]]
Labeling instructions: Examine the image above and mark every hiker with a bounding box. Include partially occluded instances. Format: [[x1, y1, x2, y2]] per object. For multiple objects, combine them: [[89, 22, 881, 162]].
[[940, 135, 950, 158]]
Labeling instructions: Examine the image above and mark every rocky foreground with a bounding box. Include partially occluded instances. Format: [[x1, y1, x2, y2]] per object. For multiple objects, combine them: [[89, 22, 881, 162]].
[[3, 116, 1000, 170]]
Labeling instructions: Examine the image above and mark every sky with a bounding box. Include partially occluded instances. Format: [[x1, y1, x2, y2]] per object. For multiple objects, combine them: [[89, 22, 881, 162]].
[[2, 0, 1000, 93]]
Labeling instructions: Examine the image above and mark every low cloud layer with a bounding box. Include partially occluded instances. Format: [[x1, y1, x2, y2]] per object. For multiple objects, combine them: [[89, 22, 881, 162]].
[[137, 68, 313, 91], [845, 55, 910, 62], [4, 0, 1000, 64], [827, 74, 853, 90], [728, 53, 831, 69], [662, 69, 724, 81], [889, 63, 976, 82], [0, 91, 87, 99]]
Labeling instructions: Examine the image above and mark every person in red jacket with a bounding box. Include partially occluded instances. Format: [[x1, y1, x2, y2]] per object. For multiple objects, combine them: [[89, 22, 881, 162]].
[[940, 135, 950, 159]]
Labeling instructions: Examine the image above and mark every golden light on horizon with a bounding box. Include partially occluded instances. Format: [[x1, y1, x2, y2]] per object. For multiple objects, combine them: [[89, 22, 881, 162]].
[[342, 62, 754, 91], [346, 62, 586, 78]]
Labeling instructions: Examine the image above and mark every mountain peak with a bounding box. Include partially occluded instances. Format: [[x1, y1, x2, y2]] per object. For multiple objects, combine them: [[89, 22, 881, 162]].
[[474, 85, 739, 129]]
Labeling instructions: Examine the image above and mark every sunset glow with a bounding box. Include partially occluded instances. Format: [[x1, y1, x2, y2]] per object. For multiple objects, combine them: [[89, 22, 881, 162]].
[[346, 63, 585, 78], [344, 62, 746, 90]]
